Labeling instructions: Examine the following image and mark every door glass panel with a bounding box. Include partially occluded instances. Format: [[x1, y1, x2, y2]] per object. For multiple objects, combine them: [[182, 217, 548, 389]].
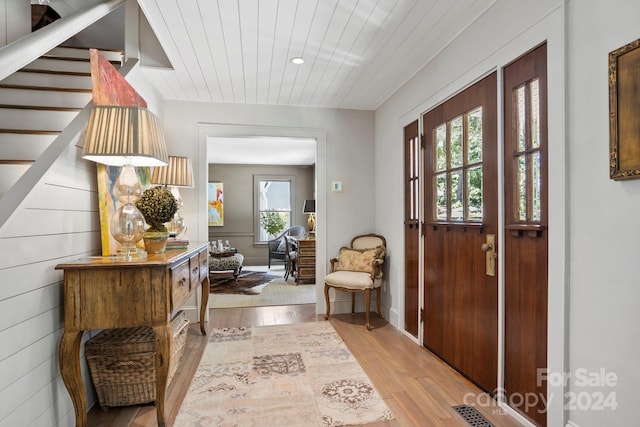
[[530, 78, 540, 149], [516, 86, 526, 151], [467, 108, 483, 163], [517, 155, 526, 221], [435, 173, 447, 220], [450, 116, 463, 167], [450, 170, 463, 221], [532, 151, 541, 221], [430, 108, 484, 222], [435, 124, 447, 171], [467, 166, 483, 221]]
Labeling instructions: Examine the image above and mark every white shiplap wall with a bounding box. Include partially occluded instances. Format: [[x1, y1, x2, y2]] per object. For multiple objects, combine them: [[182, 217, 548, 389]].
[[0, 0, 29, 47], [0, 138, 101, 426]]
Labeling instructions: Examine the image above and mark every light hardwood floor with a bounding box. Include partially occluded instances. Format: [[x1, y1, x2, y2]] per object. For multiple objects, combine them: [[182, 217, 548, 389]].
[[87, 305, 524, 426]]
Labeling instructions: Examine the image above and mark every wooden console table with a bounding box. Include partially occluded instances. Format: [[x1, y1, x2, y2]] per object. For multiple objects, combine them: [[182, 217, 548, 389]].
[[55, 242, 210, 427], [294, 237, 316, 283]]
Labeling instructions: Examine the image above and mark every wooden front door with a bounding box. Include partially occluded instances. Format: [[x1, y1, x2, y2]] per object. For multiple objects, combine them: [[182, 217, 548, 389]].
[[404, 120, 420, 338], [503, 43, 548, 426], [422, 73, 498, 393]]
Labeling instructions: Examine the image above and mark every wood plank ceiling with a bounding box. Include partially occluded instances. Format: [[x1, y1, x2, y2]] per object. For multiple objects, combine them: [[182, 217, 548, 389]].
[[136, 0, 496, 110]]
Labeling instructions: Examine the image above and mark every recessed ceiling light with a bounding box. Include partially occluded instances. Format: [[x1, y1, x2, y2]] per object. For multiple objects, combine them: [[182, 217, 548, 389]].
[[290, 57, 304, 65]]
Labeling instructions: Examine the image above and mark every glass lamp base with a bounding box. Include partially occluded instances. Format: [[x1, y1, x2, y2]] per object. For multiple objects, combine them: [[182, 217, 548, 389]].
[[114, 247, 147, 261]]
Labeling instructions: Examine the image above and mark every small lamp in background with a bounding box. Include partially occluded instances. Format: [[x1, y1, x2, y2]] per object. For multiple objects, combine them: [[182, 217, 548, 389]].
[[303, 199, 316, 234], [151, 155, 194, 238], [83, 105, 168, 260]]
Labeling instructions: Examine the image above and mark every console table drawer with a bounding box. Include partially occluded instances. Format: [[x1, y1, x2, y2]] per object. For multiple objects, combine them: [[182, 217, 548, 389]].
[[198, 250, 209, 280], [298, 266, 315, 278], [171, 260, 191, 310], [297, 256, 315, 267], [298, 245, 315, 256], [189, 255, 200, 291]]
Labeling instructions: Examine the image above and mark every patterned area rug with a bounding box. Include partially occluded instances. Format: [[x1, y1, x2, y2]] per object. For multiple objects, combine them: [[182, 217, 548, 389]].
[[210, 270, 281, 295], [175, 322, 395, 426]]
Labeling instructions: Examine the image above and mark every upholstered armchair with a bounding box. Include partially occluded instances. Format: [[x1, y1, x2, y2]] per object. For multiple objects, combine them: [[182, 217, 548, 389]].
[[267, 225, 305, 268], [324, 233, 386, 330]]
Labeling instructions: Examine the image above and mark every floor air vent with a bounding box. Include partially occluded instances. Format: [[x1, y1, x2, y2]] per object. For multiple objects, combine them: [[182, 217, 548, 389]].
[[452, 405, 494, 427]]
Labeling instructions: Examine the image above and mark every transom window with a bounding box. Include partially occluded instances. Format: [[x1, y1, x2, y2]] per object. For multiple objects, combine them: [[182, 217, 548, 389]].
[[432, 107, 483, 222], [512, 78, 541, 222]]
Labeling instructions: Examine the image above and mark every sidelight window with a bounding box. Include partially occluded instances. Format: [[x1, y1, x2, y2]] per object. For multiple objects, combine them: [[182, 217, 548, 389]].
[[512, 78, 542, 223]]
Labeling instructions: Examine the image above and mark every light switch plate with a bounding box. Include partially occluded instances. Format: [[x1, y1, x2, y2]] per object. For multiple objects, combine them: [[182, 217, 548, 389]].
[[331, 181, 343, 192]]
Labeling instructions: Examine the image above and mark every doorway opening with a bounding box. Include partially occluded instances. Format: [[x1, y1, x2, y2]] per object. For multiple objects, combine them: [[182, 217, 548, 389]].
[[196, 124, 327, 313]]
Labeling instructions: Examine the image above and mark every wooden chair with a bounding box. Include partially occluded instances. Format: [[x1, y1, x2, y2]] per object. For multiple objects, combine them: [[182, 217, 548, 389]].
[[267, 225, 305, 267], [283, 235, 297, 281], [324, 233, 386, 330]]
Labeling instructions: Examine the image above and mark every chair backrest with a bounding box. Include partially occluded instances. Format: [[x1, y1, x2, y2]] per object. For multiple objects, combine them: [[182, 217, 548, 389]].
[[284, 235, 297, 257], [287, 225, 305, 238], [351, 233, 386, 250]]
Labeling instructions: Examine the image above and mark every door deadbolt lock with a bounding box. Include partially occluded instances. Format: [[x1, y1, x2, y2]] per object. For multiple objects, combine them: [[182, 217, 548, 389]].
[[481, 234, 496, 276]]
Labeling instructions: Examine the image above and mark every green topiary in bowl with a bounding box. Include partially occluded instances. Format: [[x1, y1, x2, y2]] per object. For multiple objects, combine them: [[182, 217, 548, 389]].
[[135, 186, 178, 232]]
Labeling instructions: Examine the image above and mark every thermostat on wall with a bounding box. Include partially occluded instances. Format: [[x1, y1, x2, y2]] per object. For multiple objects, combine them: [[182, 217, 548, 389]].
[[332, 181, 343, 192]]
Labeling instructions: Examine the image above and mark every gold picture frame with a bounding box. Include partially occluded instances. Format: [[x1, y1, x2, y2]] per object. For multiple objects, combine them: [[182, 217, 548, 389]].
[[609, 38, 640, 180]]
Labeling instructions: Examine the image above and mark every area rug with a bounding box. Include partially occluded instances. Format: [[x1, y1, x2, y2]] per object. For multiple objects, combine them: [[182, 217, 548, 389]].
[[211, 276, 317, 309], [174, 322, 395, 426], [210, 270, 281, 295]]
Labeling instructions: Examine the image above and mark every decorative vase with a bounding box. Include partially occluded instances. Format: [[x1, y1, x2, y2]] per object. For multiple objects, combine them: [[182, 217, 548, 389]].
[[143, 231, 169, 254]]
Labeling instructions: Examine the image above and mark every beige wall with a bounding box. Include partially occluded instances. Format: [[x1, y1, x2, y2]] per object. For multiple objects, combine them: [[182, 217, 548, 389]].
[[207, 163, 315, 265]]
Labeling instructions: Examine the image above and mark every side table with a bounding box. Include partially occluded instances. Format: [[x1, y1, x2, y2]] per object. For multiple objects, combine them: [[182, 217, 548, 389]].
[[294, 237, 316, 284], [56, 242, 210, 427]]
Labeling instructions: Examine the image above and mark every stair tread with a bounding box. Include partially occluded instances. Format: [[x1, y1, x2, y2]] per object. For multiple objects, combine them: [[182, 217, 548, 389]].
[[0, 104, 83, 112], [19, 69, 91, 77], [0, 129, 61, 135], [0, 160, 34, 164], [0, 83, 92, 93]]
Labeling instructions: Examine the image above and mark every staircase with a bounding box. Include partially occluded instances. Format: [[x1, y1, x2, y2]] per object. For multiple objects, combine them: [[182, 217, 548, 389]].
[[0, 46, 123, 198]]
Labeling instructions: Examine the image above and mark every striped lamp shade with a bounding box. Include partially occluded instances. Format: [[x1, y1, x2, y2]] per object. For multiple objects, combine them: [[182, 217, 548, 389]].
[[82, 105, 168, 167], [151, 156, 194, 188]]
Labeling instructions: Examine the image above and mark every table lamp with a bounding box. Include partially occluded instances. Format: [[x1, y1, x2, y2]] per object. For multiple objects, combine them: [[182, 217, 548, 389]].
[[303, 199, 315, 233], [151, 155, 194, 238], [83, 105, 168, 260]]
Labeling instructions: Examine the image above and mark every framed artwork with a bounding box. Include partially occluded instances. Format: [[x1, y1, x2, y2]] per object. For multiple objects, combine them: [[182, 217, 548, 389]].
[[97, 164, 151, 255], [208, 182, 224, 226], [609, 38, 640, 180]]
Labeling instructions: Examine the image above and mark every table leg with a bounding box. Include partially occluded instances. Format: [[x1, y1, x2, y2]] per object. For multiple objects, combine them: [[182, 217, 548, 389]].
[[59, 331, 86, 427], [153, 324, 171, 427], [200, 276, 209, 335]]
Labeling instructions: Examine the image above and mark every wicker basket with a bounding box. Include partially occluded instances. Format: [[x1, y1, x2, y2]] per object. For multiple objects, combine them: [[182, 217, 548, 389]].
[[85, 311, 190, 410]]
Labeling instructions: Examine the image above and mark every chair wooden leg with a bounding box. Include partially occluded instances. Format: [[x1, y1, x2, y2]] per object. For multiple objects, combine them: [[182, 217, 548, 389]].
[[376, 287, 382, 318], [351, 293, 355, 314], [324, 284, 331, 321], [233, 266, 242, 284], [364, 289, 371, 331]]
